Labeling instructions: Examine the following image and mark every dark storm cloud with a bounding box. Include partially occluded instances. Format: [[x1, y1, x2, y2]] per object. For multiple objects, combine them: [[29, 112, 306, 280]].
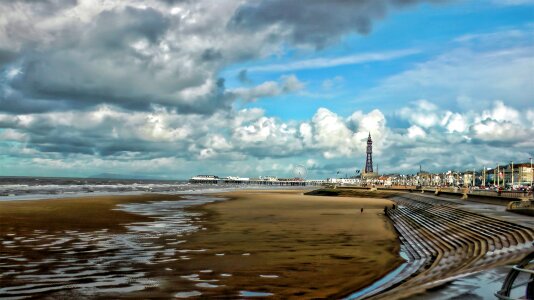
[[0, 88, 93, 114], [0, 0, 451, 116], [7, 7, 172, 111], [88, 7, 170, 48], [201, 48, 223, 61], [18, 119, 176, 157], [230, 0, 450, 48], [1, 4, 233, 114], [0, 49, 17, 66]]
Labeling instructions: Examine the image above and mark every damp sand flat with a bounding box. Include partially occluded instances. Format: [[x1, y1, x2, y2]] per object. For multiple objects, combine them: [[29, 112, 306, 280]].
[[169, 190, 403, 299], [0, 194, 218, 298], [0, 191, 403, 299], [0, 194, 185, 234]]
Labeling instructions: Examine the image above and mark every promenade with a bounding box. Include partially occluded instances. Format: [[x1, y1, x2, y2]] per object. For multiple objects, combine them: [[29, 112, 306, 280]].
[[352, 192, 534, 300]]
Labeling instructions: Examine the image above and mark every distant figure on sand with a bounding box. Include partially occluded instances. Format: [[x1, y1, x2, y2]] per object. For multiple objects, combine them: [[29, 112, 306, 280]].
[[361, 208, 364, 213]]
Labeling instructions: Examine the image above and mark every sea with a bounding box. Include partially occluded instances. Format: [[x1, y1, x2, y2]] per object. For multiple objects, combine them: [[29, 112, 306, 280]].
[[0, 176, 259, 201]]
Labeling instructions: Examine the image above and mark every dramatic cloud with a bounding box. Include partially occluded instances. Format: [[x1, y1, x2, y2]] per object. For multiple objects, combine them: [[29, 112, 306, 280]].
[[0, 104, 386, 166], [387, 100, 534, 170], [0, 1, 256, 113], [1, 99, 532, 177], [231, 0, 449, 48], [0, 0, 444, 114], [0, 0, 531, 178]]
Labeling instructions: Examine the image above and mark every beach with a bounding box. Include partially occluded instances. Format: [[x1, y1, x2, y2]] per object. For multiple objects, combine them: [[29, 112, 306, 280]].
[[0, 189, 403, 299], [177, 190, 403, 299]]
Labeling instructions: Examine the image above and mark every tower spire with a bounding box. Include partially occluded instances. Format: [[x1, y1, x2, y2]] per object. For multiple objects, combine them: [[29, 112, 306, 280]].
[[365, 133, 373, 173]]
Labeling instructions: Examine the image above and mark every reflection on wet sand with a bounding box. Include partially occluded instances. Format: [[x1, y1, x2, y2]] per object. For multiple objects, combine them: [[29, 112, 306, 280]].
[[0, 196, 222, 299]]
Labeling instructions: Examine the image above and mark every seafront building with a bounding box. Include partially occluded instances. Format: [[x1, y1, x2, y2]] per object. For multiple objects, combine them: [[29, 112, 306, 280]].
[[504, 163, 534, 186], [358, 164, 533, 189], [485, 162, 534, 188]]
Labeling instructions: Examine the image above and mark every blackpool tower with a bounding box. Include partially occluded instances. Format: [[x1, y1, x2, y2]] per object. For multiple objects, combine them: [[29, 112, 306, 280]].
[[364, 133, 373, 173]]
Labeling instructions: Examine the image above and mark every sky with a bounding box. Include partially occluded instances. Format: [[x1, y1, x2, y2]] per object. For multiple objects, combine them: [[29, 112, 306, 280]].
[[0, 0, 533, 179]]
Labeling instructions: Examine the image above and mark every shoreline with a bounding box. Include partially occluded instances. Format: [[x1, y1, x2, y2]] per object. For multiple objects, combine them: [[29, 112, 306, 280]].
[[0, 185, 314, 202]]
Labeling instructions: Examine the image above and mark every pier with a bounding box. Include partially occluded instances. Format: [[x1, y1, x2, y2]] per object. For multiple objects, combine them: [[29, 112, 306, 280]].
[[189, 177, 325, 186]]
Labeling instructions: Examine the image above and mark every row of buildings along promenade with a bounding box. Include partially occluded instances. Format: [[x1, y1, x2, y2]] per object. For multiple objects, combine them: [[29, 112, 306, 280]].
[[333, 133, 533, 190], [331, 162, 533, 190]]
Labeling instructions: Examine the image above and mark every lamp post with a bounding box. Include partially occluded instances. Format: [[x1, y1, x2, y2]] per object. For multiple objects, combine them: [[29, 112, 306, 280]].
[[483, 165, 486, 187], [530, 157, 533, 189], [493, 168, 497, 186], [511, 161, 514, 189], [497, 164, 500, 188], [466, 169, 470, 187]]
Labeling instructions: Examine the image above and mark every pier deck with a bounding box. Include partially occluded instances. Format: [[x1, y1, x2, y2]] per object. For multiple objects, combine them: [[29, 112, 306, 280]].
[[189, 179, 325, 186]]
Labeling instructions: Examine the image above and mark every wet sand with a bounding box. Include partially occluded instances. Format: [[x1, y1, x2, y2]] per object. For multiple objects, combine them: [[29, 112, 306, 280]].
[[305, 188, 403, 199], [168, 190, 403, 299], [0, 193, 185, 234], [0, 190, 403, 299]]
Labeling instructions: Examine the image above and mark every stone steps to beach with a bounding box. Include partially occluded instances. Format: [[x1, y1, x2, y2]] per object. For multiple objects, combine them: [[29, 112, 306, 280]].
[[414, 197, 533, 246], [356, 193, 534, 300]]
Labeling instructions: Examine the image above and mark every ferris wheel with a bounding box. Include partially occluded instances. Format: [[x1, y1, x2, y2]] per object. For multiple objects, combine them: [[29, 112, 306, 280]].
[[293, 164, 308, 180]]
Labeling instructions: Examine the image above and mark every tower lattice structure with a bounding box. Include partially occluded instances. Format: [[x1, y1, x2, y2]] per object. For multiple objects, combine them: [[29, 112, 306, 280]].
[[364, 133, 373, 173]]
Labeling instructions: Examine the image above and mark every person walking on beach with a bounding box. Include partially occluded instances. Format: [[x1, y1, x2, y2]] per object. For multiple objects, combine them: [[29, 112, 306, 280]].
[[361, 208, 364, 214]]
